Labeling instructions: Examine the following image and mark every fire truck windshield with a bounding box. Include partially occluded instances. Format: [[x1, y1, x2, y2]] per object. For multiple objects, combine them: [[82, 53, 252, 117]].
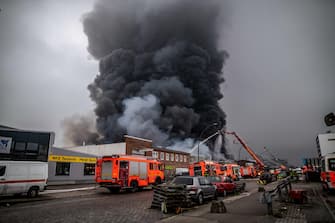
[[328, 158, 335, 171]]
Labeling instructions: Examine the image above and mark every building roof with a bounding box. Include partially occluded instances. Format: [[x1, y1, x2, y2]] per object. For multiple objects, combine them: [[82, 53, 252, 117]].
[[0, 124, 17, 130], [50, 147, 96, 157], [153, 147, 190, 155], [64, 142, 127, 157], [124, 135, 152, 143]]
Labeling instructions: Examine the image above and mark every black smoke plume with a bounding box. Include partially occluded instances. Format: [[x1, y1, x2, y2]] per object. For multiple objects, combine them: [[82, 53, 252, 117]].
[[62, 113, 99, 146], [69, 0, 228, 156]]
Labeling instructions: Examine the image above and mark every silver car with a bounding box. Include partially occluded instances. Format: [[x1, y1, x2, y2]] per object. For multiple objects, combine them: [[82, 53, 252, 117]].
[[171, 176, 217, 205]]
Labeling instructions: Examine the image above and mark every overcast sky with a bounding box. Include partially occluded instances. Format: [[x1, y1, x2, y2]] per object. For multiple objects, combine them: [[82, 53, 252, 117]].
[[0, 0, 334, 165]]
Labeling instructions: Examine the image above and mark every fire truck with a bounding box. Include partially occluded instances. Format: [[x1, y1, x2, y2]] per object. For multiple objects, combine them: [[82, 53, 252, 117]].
[[222, 163, 241, 181], [318, 133, 335, 191], [240, 164, 257, 178], [189, 160, 225, 177], [95, 155, 164, 193]]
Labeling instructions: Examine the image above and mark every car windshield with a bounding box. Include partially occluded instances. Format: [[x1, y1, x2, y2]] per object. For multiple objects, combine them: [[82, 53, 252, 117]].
[[207, 176, 221, 182], [172, 177, 194, 185]]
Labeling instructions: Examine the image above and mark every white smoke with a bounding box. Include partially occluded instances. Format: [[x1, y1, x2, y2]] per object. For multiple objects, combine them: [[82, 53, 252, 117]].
[[213, 133, 226, 160], [117, 94, 169, 144], [167, 138, 211, 159]]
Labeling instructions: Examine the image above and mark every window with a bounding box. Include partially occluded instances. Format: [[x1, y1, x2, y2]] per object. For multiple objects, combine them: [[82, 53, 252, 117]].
[[184, 155, 187, 163], [26, 142, 38, 153], [84, 163, 95, 176], [176, 154, 179, 162], [171, 153, 174, 161], [160, 152, 164, 160], [166, 153, 169, 161], [172, 177, 193, 185], [199, 177, 206, 185], [194, 166, 202, 176], [0, 166, 5, 176], [158, 164, 164, 171], [152, 151, 158, 159], [329, 159, 335, 171], [14, 142, 26, 152], [322, 159, 325, 172], [56, 162, 70, 176], [220, 166, 227, 171]]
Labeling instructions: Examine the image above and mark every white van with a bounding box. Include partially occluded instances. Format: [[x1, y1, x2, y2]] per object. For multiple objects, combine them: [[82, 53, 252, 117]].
[[0, 161, 48, 197]]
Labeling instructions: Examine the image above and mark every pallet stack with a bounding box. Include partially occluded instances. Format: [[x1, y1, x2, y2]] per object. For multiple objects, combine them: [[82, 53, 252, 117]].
[[151, 184, 193, 213]]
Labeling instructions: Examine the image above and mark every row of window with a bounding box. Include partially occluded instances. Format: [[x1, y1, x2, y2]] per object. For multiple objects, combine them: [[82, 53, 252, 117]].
[[0, 141, 49, 162], [55, 163, 95, 176], [152, 151, 187, 162], [0, 130, 51, 162]]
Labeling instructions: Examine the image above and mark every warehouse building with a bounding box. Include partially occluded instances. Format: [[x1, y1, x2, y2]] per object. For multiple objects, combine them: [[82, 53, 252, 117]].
[[47, 135, 191, 184], [48, 147, 96, 185]]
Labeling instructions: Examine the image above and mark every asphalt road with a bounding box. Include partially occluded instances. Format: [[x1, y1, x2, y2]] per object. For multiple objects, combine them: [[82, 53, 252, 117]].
[[0, 188, 163, 223], [0, 179, 259, 223]]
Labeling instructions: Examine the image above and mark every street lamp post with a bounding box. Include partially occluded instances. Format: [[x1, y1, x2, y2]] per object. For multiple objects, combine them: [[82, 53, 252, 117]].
[[197, 123, 219, 162]]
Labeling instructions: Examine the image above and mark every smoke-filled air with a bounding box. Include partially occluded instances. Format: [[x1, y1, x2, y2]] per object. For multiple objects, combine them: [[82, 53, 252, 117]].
[[64, 0, 228, 157]]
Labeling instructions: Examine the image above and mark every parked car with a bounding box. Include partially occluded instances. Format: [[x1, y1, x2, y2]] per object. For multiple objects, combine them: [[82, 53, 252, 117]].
[[170, 176, 217, 205], [206, 176, 237, 196], [291, 168, 304, 181]]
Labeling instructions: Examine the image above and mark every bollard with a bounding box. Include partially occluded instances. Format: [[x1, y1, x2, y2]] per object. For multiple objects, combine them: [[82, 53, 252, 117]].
[[210, 200, 227, 213]]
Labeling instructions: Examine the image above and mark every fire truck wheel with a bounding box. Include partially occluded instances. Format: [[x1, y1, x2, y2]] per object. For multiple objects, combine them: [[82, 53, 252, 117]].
[[155, 177, 162, 185], [197, 193, 204, 205], [130, 181, 138, 192]]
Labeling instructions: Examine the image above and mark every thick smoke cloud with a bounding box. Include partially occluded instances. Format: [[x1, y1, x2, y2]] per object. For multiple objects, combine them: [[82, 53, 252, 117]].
[[73, 0, 228, 156], [62, 113, 99, 146]]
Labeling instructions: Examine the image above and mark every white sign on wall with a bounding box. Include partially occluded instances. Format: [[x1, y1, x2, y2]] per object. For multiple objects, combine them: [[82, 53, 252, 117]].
[[0, 136, 12, 154]]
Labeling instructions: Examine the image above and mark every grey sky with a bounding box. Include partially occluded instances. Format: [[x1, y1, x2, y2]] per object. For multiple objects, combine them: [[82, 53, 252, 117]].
[[0, 0, 334, 165], [0, 0, 97, 142], [221, 0, 335, 164]]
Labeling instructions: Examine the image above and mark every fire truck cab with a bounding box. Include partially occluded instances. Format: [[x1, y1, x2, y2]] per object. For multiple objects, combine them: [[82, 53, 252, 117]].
[[96, 155, 164, 193]]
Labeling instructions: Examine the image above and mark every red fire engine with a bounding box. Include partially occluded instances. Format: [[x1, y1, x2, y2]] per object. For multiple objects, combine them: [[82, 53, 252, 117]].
[[95, 155, 164, 193], [222, 163, 241, 181], [189, 160, 225, 177], [240, 164, 257, 178]]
